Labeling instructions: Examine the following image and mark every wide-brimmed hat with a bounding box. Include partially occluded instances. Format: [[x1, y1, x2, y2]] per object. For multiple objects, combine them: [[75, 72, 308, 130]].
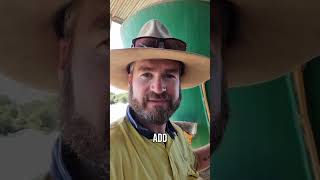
[[0, 1, 67, 92], [224, 0, 320, 87], [110, 19, 210, 90]]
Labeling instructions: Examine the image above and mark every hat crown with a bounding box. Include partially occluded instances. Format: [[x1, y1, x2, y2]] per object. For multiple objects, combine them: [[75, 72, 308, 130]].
[[137, 19, 172, 38]]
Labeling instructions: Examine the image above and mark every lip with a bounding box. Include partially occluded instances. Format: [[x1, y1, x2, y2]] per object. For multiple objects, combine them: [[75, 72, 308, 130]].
[[148, 99, 168, 102], [147, 100, 168, 105]]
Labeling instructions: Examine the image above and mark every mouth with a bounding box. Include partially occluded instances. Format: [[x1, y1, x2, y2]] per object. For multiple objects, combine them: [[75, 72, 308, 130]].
[[147, 99, 169, 105]]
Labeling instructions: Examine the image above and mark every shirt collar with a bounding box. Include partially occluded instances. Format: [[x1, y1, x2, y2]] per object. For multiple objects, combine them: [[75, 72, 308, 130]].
[[126, 106, 177, 139], [50, 136, 72, 180]]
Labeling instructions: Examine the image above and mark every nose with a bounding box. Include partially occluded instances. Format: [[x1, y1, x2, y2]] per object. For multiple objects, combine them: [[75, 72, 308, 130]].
[[150, 77, 166, 94]]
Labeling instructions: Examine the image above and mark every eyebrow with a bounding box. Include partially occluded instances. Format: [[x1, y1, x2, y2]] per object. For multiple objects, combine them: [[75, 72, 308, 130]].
[[137, 66, 154, 72], [164, 69, 179, 74]]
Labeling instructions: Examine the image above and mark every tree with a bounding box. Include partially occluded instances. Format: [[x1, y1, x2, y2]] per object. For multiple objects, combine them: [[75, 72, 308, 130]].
[[110, 92, 117, 104], [0, 103, 18, 135], [110, 92, 128, 104], [0, 95, 12, 106], [0, 94, 59, 135]]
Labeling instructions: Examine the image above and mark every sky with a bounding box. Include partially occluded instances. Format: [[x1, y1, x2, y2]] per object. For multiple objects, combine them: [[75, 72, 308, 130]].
[[110, 21, 128, 122], [110, 21, 123, 50], [110, 21, 126, 94]]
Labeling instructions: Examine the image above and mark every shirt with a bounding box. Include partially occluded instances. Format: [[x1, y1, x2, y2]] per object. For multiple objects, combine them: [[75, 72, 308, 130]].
[[110, 107, 199, 180]]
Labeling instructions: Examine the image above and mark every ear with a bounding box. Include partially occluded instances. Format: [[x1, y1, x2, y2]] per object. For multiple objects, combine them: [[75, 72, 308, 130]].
[[58, 39, 71, 81]]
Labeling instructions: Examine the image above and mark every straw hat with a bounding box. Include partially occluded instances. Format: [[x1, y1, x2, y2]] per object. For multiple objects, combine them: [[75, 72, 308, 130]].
[[2, 1, 319, 91], [0, 0, 66, 92], [224, 0, 320, 87], [110, 19, 210, 90]]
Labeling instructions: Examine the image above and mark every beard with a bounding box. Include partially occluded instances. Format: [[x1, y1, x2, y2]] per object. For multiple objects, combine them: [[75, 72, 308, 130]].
[[128, 85, 182, 125], [60, 65, 107, 178]]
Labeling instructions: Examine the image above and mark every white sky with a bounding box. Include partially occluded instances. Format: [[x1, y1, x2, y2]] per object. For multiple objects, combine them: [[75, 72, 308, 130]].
[[110, 21, 126, 94], [110, 21, 124, 50]]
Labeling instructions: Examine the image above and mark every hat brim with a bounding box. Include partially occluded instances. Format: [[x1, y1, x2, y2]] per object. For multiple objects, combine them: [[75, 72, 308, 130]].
[[0, 1, 66, 92], [110, 48, 210, 90], [225, 0, 320, 87]]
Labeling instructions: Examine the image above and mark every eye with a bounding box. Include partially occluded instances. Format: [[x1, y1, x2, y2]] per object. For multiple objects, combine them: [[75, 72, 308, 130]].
[[164, 74, 176, 79], [141, 73, 153, 79]]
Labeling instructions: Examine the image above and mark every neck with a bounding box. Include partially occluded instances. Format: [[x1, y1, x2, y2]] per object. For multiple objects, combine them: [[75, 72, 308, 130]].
[[140, 121, 167, 134], [131, 110, 167, 133]]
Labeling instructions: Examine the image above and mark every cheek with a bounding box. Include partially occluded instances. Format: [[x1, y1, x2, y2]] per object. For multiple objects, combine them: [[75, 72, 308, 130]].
[[71, 54, 107, 125], [167, 80, 180, 100], [132, 79, 148, 100]]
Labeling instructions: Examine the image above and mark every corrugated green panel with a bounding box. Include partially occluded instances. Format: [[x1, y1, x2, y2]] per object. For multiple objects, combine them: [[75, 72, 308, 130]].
[[304, 57, 320, 159], [213, 75, 313, 180], [172, 88, 210, 148], [120, 0, 210, 148]]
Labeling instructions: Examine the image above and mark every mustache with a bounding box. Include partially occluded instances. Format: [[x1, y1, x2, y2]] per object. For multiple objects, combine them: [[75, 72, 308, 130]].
[[144, 92, 171, 101]]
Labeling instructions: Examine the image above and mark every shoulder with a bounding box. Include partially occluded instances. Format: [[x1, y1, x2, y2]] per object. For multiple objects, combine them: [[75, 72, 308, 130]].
[[171, 121, 190, 141], [110, 117, 126, 143], [171, 121, 197, 167], [110, 117, 132, 155], [110, 117, 131, 177], [110, 117, 125, 131], [171, 122, 191, 149]]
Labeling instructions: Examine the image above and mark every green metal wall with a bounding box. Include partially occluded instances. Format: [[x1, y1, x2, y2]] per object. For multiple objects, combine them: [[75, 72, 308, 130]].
[[120, 0, 210, 148], [213, 75, 314, 180]]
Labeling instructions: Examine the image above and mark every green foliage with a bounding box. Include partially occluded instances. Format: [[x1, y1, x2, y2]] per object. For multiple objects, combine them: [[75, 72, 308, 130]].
[[0, 95, 59, 135], [0, 90, 128, 136], [110, 92, 128, 104], [0, 95, 11, 105], [110, 92, 117, 104]]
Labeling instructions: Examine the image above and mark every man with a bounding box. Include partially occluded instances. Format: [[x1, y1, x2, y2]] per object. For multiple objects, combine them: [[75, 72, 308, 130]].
[[49, 0, 108, 179], [110, 19, 210, 180], [0, 0, 108, 179]]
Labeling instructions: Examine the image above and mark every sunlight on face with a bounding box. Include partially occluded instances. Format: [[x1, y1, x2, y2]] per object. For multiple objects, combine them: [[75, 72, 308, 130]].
[[128, 59, 182, 125]]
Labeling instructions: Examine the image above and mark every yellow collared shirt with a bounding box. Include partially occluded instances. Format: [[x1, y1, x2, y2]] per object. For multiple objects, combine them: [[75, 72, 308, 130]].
[[110, 117, 199, 180]]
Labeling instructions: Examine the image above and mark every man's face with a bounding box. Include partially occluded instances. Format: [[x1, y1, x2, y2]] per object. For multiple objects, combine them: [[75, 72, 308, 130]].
[[60, 0, 108, 172], [128, 59, 182, 125], [72, 0, 108, 130]]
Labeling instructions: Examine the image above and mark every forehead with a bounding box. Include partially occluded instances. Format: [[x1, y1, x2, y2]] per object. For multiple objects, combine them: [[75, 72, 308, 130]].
[[134, 59, 181, 71]]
